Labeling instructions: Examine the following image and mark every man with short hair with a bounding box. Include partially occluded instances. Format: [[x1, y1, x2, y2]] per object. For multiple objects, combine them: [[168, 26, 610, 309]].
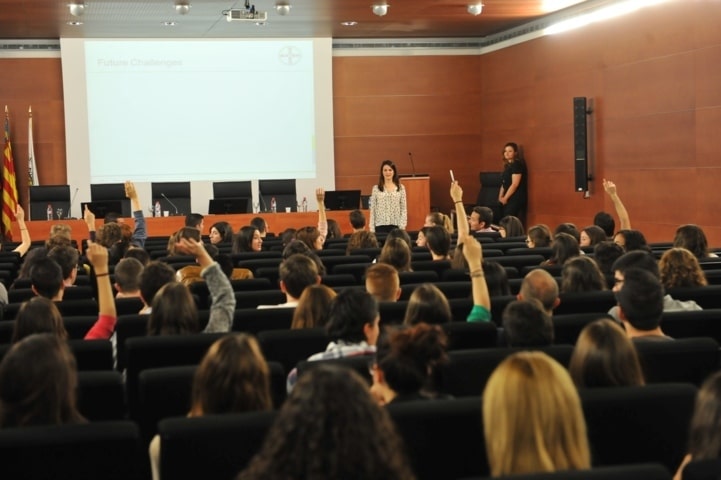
[[185, 213, 204, 233], [469, 206, 494, 233], [518, 269, 560, 315], [250, 216, 268, 238], [349, 209, 366, 232], [616, 268, 670, 341], [502, 299, 554, 347], [30, 258, 65, 301], [258, 254, 320, 309], [608, 250, 701, 320], [114, 257, 144, 298], [138, 261, 177, 314], [47, 245, 80, 287], [365, 263, 401, 302]]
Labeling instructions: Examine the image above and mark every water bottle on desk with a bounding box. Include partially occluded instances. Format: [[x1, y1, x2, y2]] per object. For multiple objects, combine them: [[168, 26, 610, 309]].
[[301, 196, 308, 212], [154, 201, 161, 218], [46, 204, 53, 221], [270, 197, 277, 213]]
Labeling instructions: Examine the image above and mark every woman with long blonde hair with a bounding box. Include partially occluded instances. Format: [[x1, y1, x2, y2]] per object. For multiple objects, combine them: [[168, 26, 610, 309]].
[[483, 351, 590, 476]]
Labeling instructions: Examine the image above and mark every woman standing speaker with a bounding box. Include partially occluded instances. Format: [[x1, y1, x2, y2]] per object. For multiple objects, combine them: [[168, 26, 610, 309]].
[[369, 160, 407, 234], [498, 142, 528, 224]]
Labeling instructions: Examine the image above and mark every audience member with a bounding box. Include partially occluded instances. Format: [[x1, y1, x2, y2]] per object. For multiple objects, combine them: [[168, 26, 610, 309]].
[[346, 230, 378, 254], [139, 261, 177, 314], [12, 297, 67, 343], [451, 180, 491, 323], [385, 228, 413, 249], [425, 211, 453, 232], [569, 318, 645, 388], [185, 213, 204, 232], [674, 224, 717, 259], [349, 209, 366, 232], [281, 240, 326, 275], [483, 261, 511, 296], [608, 251, 701, 321], [208, 221, 234, 245], [425, 225, 451, 260], [554, 223, 580, 243], [47, 245, 80, 287], [240, 364, 415, 480], [560, 256, 606, 293], [579, 225, 607, 247], [259, 254, 320, 309], [291, 284, 337, 329], [294, 188, 329, 251], [616, 268, 670, 341], [30, 257, 64, 300], [365, 263, 401, 302], [114, 257, 144, 298], [469, 206, 494, 233], [403, 283, 452, 325], [614, 229, 649, 252], [544, 232, 581, 266], [0, 334, 85, 428], [518, 269, 560, 315], [659, 247, 708, 289], [250, 217, 268, 238], [149, 334, 272, 480], [415, 227, 430, 249], [597, 178, 631, 236], [592, 241, 624, 275], [326, 219, 342, 240], [526, 224, 552, 248], [502, 299, 554, 347], [498, 215, 524, 238], [46, 224, 72, 250], [124, 246, 150, 266], [233, 226, 263, 253], [4, 205, 31, 257], [286, 289, 379, 391], [148, 238, 235, 334], [675, 370, 721, 480], [378, 237, 412, 272], [370, 323, 449, 405], [483, 351, 590, 476]]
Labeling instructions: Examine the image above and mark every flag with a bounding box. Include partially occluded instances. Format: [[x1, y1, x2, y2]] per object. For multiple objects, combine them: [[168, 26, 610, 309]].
[[28, 106, 38, 187], [3, 106, 18, 240]]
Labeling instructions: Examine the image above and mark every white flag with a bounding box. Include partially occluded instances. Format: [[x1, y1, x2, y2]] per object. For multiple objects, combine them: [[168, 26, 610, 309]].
[[28, 107, 39, 186]]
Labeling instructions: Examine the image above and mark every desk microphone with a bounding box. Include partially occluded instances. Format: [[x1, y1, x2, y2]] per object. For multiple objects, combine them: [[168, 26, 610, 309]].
[[68, 187, 79, 219], [259, 193, 268, 213], [160, 193, 180, 216], [408, 152, 417, 177]]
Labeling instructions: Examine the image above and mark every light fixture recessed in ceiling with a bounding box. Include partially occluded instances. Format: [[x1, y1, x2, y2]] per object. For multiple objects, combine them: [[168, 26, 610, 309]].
[[341, 21, 358, 26], [275, 2, 291, 15], [467, 3, 483, 15], [68, 2, 86, 17], [372, 4, 389, 16], [67, 20, 83, 26], [174, 2, 191, 15]]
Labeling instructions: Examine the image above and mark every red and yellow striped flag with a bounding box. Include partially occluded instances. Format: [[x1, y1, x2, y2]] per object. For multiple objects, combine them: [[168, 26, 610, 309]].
[[3, 106, 18, 240]]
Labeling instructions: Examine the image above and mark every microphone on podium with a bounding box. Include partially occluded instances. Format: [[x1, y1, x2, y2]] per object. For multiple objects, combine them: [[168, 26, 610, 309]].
[[408, 152, 417, 177], [68, 187, 79, 219], [160, 193, 180, 216]]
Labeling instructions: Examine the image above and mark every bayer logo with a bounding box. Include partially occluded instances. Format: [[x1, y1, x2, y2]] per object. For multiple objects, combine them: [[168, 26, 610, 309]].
[[278, 46, 302, 66]]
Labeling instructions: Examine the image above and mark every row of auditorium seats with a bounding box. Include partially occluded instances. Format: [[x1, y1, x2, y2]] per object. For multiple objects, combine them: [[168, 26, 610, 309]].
[[0, 383, 689, 480]]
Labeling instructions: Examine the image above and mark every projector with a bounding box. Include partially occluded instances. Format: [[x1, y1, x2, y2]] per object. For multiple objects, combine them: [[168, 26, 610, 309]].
[[226, 9, 268, 22]]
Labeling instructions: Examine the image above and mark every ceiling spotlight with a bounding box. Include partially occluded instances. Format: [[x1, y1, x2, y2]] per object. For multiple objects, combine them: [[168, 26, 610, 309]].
[[275, 2, 291, 15], [68, 2, 86, 17], [174, 1, 191, 15], [467, 3, 483, 15], [372, 4, 389, 16]]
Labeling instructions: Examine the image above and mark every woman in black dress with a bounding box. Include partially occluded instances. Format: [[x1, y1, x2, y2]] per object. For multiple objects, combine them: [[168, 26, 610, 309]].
[[498, 142, 528, 224]]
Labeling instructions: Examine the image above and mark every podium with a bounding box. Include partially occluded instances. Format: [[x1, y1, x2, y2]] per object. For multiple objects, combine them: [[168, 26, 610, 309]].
[[400, 175, 430, 230]]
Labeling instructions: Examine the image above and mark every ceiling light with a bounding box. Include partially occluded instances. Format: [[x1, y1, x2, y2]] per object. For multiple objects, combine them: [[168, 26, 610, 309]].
[[341, 21, 358, 26], [372, 4, 389, 16], [163, 21, 177, 26], [174, 1, 191, 15], [467, 3, 483, 15], [275, 2, 291, 15], [67, 21, 83, 26], [68, 2, 86, 17]]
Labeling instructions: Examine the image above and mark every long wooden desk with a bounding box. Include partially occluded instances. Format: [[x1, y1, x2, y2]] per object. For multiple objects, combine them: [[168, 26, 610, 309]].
[[12, 210, 369, 248]]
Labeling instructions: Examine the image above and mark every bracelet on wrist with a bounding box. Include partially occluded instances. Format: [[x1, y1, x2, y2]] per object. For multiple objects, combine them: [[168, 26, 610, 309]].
[[471, 271, 485, 278], [454, 201, 463, 204], [95, 272, 110, 278]]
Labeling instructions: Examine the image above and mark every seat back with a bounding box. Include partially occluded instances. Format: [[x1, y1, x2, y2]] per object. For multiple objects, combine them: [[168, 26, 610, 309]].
[[580, 383, 696, 471], [159, 411, 278, 480], [442, 321, 499, 350], [77, 370, 126, 421], [461, 463, 671, 480], [0, 421, 141, 479], [633, 337, 720, 385], [232, 307, 295, 334], [258, 327, 329, 372]]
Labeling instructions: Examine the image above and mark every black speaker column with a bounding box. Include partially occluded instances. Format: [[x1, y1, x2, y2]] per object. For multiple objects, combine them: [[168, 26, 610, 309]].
[[573, 97, 589, 192]]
